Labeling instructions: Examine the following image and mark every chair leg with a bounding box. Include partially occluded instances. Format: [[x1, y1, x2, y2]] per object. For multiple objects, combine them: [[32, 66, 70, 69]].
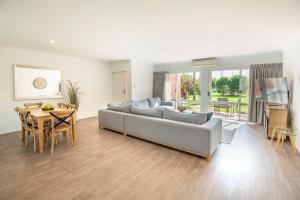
[[271, 130, 276, 143], [70, 131, 74, 145], [290, 136, 297, 153], [276, 134, 282, 151], [281, 135, 286, 148], [33, 134, 37, 152], [25, 130, 29, 147], [45, 131, 49, 148], [63, 131, 67, 143], [21, 127, 25, 144], [51, 134, 55, 155], [56, 137, 58, 145]]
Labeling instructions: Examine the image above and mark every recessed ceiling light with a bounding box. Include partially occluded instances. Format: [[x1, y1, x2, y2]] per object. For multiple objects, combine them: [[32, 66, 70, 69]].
[[49, 40, 56, 44], [208, 43, 214, 48]]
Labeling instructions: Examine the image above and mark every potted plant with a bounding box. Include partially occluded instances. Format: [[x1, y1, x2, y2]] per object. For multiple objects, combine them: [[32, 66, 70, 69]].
[[65, 80, 83, 120]]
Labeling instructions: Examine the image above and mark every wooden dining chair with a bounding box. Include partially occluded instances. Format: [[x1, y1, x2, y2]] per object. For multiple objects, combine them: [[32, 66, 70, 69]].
[[24, 102, 43, 108], [57, 102, 75, 109], [15, 107, 50, 152], [49, 109, 75, 154], [15, 107, 27, 144], [15, 107, 38, 151]]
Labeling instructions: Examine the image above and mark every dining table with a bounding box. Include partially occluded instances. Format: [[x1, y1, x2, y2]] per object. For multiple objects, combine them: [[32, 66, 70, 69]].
[[23, 107, 77, 154]]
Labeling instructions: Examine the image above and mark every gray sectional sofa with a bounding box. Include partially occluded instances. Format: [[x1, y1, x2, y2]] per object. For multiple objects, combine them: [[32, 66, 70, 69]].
[[98, 97, 222, 160]]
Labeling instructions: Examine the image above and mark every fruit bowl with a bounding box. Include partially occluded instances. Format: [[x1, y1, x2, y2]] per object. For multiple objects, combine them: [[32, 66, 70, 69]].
[[42, 103, 55, 111], [177, 106, 186, 112]]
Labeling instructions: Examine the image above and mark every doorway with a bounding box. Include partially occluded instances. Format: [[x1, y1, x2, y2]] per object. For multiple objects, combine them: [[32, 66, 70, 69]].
[[209, 68, 249, 120], [164, 72, 201, 112], [112, 71, 128, 102]]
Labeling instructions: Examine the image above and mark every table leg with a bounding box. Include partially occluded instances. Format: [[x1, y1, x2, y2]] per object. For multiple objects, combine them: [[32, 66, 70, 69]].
[[37, 118, 44, 154], [72, 112, 77, 144]]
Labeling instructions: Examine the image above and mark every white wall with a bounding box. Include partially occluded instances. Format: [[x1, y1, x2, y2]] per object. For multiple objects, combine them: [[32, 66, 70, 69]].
[[131, 60, 154, 100], [109, 59, 154, 101], [0, 46, 112, 134], [283, 33, 300, 149], [154, 51, 282, 72]]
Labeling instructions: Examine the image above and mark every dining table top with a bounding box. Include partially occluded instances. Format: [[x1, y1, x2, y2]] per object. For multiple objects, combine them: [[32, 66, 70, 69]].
[[24, 107, 74, 118]]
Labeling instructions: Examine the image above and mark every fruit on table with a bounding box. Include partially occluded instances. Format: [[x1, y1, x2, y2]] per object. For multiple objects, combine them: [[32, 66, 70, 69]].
[[42, 103, 55, 110]]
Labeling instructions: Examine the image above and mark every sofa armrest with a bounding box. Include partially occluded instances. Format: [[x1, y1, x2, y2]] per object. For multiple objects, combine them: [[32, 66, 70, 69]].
[[202, 117, 222, 155], [161, 101, 174, 106]]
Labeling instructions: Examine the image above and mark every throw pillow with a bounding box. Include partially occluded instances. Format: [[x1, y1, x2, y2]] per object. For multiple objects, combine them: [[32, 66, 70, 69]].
[[133, 99, 150, 108], [163, 109, 195, 124], [107, 103, 131, 113], [148, 97, 162, 107], [130, 106, 164, 118]]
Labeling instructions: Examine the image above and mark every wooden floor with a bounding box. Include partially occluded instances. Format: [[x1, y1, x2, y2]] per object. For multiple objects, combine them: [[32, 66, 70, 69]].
[[1, 117, 300, 200]]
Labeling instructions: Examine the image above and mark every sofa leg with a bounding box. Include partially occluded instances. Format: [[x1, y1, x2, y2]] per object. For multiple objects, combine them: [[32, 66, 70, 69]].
[[99, 125, 104, 129], [124, 132, 127, 136], [206, 155, 212, 161]]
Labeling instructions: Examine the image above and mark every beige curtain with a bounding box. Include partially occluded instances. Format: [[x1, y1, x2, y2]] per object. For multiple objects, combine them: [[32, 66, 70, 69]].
[[248, 63, 283, 124]]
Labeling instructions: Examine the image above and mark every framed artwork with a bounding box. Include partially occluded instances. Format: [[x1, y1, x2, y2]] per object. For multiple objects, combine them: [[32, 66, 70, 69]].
[[14, 64, 63, 100]]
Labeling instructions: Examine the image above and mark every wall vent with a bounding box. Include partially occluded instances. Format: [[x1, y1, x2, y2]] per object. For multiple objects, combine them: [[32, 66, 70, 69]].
[[190, 57, 217, 68]]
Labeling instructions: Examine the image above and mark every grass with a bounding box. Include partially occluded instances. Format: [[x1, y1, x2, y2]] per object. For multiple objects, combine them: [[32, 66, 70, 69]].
[[179, 92, 249, 113]]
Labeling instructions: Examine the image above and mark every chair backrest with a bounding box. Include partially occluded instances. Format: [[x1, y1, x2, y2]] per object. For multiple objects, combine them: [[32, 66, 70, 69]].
[[217, 98, 229, 102], [24, 102, 43, 108], [15, 107, 25, 125], [14, 107, 34, 130], [50, 109, 75, 130], [57, 103, 75, 109]]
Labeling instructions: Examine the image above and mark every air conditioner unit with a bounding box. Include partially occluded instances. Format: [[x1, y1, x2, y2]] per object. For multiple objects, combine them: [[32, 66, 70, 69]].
[[190, 57, 217, 68]]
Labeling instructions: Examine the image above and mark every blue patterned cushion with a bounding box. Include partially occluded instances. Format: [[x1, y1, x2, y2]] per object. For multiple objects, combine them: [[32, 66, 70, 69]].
[[148, 97, 161, 107]]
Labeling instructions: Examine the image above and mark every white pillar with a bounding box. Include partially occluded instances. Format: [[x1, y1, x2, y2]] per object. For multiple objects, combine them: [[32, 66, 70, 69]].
[[200, 69, 210, 112]]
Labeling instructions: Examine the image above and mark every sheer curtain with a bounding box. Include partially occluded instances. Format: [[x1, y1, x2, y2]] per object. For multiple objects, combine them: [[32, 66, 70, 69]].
[[163, 73, 171, 101], [248, 63, 283, 124]]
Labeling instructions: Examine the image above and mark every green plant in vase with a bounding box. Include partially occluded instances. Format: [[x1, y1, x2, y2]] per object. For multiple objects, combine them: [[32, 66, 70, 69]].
[[65, 80, 83, 111]]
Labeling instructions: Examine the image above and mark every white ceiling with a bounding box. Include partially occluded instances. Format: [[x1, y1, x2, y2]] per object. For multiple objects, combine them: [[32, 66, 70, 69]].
[[0, 0, 300, 63]]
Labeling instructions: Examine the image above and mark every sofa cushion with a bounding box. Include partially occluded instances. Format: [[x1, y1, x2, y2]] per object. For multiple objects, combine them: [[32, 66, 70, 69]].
[[156, 105, 174, 110], [133, 99, 150, 108], [107, 103, 131, 113], [163, 109, 195, 124], [163, 109, 207, 125], [130, 106, 163, 118], [123, 100, 134, 106], [148, 97, 161, 107]]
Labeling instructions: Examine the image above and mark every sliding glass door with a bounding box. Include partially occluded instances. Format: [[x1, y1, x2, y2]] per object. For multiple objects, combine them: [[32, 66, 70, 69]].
[[164, 68, 249, 121], [209, 68, 249, 120], [165, 72, 201, 112], [239, 69, 250, 120]]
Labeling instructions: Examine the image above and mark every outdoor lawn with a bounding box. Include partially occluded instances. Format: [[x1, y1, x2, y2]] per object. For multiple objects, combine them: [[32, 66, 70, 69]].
[[177, 72, 250, 117], [181, 92, 249, 114]]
